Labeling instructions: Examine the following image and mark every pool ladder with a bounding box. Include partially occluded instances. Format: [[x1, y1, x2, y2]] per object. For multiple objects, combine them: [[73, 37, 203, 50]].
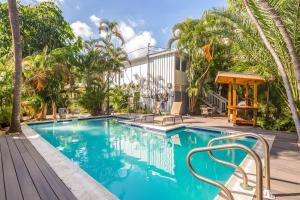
[[186, 133, 275, 200]]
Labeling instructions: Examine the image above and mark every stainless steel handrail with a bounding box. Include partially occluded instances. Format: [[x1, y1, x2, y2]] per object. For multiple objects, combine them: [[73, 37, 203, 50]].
[[207, 143, 251, 190], [187, 143, 263, 200], [207, 133, 274, 199]]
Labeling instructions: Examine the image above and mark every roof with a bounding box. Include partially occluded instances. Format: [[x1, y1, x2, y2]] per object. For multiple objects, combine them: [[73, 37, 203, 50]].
[[122, 49, 177, 66], [149, 49, 177, 58], [215, 71, 265, 85]]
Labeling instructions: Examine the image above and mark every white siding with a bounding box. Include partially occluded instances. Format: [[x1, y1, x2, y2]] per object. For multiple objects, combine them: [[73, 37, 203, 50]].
[[148, 53, 175, 112], [113, 50, 188, 113]]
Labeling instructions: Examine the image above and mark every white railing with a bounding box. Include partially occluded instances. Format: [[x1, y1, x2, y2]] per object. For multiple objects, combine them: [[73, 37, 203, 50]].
[[201, 90, 228, 115]]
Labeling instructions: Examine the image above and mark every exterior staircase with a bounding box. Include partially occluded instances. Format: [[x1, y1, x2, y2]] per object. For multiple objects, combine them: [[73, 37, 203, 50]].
[[201, 90, 228, 115]]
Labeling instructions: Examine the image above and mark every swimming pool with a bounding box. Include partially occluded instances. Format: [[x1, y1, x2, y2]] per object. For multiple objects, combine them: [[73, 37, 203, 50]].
[[29, 118, 256, 200]]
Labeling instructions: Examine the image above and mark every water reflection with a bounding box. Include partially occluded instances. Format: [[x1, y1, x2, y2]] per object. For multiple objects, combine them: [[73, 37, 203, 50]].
[[30, 119, 255, 200]]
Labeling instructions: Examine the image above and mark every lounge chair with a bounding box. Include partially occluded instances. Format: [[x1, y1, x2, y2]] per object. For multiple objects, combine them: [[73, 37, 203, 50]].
[[155, 102, 183, 125], [132, 114, 155, 122], [132, 101, 161, 122]]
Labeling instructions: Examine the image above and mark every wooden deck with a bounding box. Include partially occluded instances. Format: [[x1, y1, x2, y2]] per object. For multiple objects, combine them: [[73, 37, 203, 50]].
[[269, 133, 300, 200], [0, 135, 77, 200]]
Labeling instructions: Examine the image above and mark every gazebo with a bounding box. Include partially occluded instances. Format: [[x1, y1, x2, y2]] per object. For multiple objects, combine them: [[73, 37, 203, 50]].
[[215, 71, 265, 126]]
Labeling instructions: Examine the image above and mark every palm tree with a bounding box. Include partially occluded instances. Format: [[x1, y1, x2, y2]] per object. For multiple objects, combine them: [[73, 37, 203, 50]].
[[168, 19, 203, 113], [7, 0, 22, 133], [240, 0, 300, 142], [169, 18, 231, 113], [97, 20, 128, 114], [255, 0, 300, 101]]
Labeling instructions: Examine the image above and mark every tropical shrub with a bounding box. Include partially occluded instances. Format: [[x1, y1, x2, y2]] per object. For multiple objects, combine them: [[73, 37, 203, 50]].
[[0, 106, 11, 128], [78, 90, 106, 115], [21, 96, 43, 119], [0, 55, 13, 127], [169, 17, 233, 113], [110, 85, 130, 112]]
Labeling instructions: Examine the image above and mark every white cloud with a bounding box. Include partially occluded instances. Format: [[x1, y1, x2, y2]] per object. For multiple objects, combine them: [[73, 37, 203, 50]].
[[71, 21, 93, 39], [119, 22, 156, 59], [71, 17, 156, 59], [125, 31, 156, 59], [119, 22, 135, 41], [90, 15, 101, 27]]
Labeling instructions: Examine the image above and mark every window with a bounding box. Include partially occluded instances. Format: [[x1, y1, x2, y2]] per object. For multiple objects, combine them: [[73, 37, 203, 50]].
[[175, 56, 187, 72], [181, 60, 187, 72], [175, 57, 180, 70]]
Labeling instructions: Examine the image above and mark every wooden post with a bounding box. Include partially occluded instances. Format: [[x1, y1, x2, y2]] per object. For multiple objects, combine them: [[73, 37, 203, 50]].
[[227, 84, 232, 122], [253, 82, 258, 126], [232, 79, 237, 125], [245, 84, 249, 119]]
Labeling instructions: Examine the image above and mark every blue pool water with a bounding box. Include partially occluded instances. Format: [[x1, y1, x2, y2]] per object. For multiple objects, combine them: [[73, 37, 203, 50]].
[[29, 118, 256, 200]]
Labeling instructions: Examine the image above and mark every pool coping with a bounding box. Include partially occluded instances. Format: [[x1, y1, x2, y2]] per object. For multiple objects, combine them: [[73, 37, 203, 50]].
[[23, 116, 275, 200]]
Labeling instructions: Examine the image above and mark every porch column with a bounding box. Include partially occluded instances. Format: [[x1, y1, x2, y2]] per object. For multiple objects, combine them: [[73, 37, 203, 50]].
[[227, 84, 232, 122]]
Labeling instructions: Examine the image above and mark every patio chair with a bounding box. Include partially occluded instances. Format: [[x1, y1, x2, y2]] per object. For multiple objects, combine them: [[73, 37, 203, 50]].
[[155, 102, 183, 125], [200, 105, 214, 116], [58, 108, 67, 119]]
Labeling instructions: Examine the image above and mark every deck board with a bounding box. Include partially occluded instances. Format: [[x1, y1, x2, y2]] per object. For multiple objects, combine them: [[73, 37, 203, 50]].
[[21, 138, 76, 200], [0, 138, 6, 200], [0, 134, 77, 200], [0, 137, 23, 200], [269, 133, 300, 200], [14, 137, 59, 200], [6, 136, 40, 200]]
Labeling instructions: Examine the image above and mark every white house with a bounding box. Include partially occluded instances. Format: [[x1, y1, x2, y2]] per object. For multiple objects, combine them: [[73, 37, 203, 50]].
[[113, 49, 189, 113]]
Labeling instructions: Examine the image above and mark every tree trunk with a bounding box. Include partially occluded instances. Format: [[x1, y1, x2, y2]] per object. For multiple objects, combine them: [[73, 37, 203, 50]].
[[38, 103, 47, 120], [52, 100, 57, 120], [242, 0, 300, 141], [106, 72, 110, 114], [7, 0, 22, 133], [256, 0, 300, 101]]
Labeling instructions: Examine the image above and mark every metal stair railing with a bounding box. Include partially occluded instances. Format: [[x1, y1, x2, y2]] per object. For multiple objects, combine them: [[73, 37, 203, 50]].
[[207, 133, 275, 199], [187, 143, 263, 200]]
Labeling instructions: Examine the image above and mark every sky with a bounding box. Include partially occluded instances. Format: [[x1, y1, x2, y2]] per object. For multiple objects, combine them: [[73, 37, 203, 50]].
[[4, 0, 227, 58]]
